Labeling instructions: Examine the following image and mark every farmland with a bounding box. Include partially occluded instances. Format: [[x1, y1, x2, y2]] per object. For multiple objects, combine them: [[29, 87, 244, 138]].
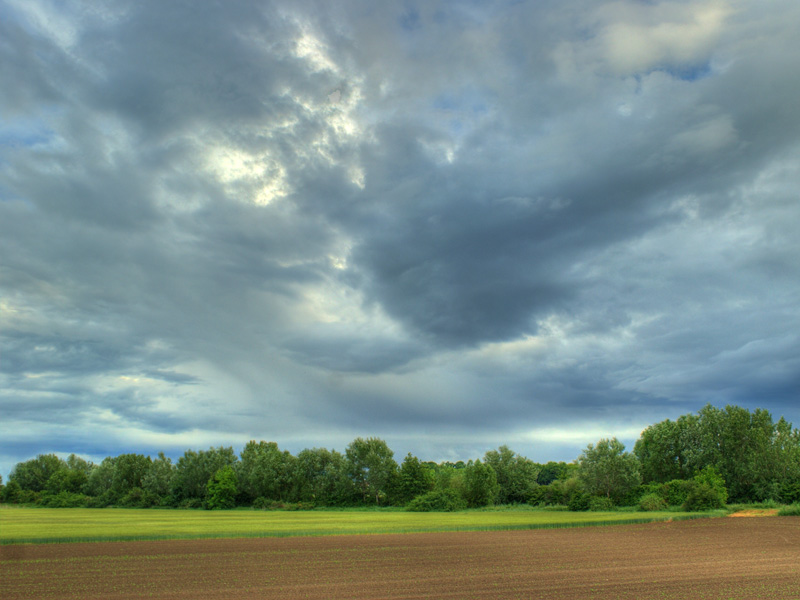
[[2, 516, 799, 599], [0, 505, 712, 544]]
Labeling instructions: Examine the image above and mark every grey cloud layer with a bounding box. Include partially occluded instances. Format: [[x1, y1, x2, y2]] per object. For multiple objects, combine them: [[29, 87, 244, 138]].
[[2, 0, 799, 474]]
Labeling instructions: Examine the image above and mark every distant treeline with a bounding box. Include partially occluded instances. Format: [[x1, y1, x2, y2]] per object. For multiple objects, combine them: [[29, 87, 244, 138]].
[[2, 404, 799, 511]]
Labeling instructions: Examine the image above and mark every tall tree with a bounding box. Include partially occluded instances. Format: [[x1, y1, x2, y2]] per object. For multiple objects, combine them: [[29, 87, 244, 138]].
[[295, 447, 353, 506], [345, 437, 398, 505], [396, 453, 434, 504], [8, 454, 66, 492], [483, 446, 539, 504], [578, 438, 641, 503], [237, 441, 298, 503], [172, 447, 238, 503], [462, 460, 499, 508]]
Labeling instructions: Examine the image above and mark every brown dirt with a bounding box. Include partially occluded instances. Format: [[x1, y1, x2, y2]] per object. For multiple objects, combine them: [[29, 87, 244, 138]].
[[2, 517, 800, 599], [728, 509, 780, 517]]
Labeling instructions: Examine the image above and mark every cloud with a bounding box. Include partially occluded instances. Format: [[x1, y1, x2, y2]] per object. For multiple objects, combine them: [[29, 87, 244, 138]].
[[2, 0, 800, 476]]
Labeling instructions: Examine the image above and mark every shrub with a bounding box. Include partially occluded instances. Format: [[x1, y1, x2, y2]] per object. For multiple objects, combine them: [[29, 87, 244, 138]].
[[252, 498, 314, 511], [778, 503, 800, 516], [638, 493, 668, 512], [660, 479, 695, 507], [177, 498, 204, 509], [568, 492, 591, 512], [39, 491, 90, 508], [779, 481, 800, 504], [407, 489, 467, 512], [119, 487, 161, 508], [588, 496, 614, 511], [682, 483, 725, 511]]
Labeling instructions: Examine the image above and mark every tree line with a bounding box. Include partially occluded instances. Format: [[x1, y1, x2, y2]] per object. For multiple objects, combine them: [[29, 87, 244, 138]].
[[2, 404, 799, 511]]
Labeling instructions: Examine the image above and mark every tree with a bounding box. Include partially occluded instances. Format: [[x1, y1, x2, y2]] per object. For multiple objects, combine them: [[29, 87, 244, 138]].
[[634, 416, 697, 483], [461, 460, 499, 508], [143, 452, 176, 501], [396, 453, 434, 504], [484, 446, 539, 504], [345, 437, 398, 505], [206, 466, 238, 509], [110, 454, 152, 500], [295, 447, 353, 506], [578, 438, 641, 504], [237, 441, 298, 503], [537, 462, 571, 486], [9, 454, 66, 492], [172, 447, 238, 504]]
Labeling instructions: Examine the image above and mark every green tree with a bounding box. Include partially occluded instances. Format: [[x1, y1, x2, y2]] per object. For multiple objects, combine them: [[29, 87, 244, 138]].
[[295, 447, 353, 506], [634, 416, 698, 483], [345, 437, 398, 505], [461, 460, 499, 508], [396, 453, 434, 505], [237, 441, 298, 503], [111, 454, 152, 500], [578, 438, 641, 504], [9, 454, 66, 492], [142, 452, 175, 501], [172, 447, 238, 504], [206, 466, 239, 509], [536, 462, 572, 486], [484, 446, 539, 504]]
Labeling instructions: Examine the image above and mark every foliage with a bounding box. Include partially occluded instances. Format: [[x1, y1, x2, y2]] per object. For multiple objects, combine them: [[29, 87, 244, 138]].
[[294, 447, 353, 506], [5, 404, 798, 510], [483, 446, 540, 504], [237, 441, 297, 504], [38, 491, 91, 508], [588, 496, 615, 511], [578, 438, 641, 504], [9, 454, 67, 493], [635, 405, 800, 503], [777, 503, 800, 516], [142, 453, 175, 500], [396, 453, 435, 504], [172, 446, 238, 504], [638, 493, 668, 512], [536, 462, 573, 486], [345, 437, 398, 505], [206, 466, 239, 510], [461, 460, 500, 508], [406, 489, 467, 512], [567, 492, 591, 511]]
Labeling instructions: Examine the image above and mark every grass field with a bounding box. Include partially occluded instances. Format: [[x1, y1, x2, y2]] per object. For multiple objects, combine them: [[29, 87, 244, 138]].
[[0, 505, 720, 544]]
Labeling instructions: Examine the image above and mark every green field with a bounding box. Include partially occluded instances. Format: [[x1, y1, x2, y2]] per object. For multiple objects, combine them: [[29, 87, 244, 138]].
[[0, 505, 719, 544]]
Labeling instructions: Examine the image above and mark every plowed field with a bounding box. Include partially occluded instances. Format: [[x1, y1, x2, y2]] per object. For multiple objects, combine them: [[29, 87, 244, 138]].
[[2, 517, 799, 599]]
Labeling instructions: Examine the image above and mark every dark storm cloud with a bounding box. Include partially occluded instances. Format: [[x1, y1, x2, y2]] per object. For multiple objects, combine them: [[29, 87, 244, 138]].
[[2, 0, 800, 475]]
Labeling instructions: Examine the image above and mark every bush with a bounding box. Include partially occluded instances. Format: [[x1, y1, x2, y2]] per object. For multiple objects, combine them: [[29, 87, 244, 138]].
[[568, 492, 591, 512], [638, 493, 668, 512], [588, 496, 614, 511], [407, 489, 467, 512], [39, 491, 90, 508], [119, 487, 161, 508], [779, 481, 800, 504], [682, 483, 725, 511], [252, 498, 314, 511], [778, 503, 800, 516], [659, 479, 695, 507]]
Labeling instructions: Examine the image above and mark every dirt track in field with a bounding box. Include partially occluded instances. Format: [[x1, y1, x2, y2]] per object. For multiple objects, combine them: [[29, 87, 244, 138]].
[[3, 517, 800, 600]]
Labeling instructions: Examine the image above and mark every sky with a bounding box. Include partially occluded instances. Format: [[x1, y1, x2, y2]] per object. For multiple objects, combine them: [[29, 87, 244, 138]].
[[2, 0, 799, 478]]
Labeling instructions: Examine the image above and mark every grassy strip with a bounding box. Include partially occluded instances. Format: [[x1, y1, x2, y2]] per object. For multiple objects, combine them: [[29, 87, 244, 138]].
[[777, 503, 800, 516], [0, 506, 723, 545]]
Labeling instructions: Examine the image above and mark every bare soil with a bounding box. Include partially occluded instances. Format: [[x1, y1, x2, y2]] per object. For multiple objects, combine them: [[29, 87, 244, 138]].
[[2, 517, 799, 599], [728, 509, 780, 517]]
